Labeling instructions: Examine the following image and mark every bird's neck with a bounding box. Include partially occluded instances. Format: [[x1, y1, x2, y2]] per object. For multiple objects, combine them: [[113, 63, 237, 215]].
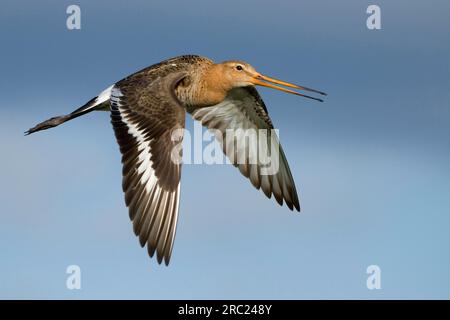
[[181, 64, 231, 108]]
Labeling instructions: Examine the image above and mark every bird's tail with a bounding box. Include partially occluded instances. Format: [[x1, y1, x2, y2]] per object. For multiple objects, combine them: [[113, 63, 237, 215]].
[[25, 85, 113, 135]]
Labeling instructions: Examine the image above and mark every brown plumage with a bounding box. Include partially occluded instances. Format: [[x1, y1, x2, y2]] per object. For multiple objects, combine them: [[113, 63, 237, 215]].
[[26, 55, 326, 265]]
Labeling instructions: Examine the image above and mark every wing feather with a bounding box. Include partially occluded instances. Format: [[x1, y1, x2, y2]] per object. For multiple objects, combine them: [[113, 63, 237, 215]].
[[110, 69, 187, 265], [189, 86, 300, 211]]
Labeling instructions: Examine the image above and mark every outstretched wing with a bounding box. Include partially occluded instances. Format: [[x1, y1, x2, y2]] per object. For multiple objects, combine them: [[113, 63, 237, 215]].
[[189, 86, 300, 211], [110, 70, 187, 265]]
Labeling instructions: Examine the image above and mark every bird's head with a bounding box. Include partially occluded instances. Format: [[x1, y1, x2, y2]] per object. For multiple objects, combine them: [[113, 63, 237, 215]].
[[216, 60, 326, 102]]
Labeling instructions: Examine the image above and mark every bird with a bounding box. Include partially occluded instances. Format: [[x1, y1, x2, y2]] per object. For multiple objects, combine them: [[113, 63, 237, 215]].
[[25, 55, 326, 265]]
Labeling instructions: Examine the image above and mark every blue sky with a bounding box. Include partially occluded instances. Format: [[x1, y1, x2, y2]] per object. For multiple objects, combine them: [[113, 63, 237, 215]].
[[1, 0, 450, 299]]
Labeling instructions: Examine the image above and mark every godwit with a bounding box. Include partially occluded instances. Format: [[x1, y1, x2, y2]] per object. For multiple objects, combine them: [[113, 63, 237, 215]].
[[26, 55, 326, 265]]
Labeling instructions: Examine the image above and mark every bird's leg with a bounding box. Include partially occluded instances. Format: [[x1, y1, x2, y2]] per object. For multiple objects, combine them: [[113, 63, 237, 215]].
[[25, 115, 72, 135]]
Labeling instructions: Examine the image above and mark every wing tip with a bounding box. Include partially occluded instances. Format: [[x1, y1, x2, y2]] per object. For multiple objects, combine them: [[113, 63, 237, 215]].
[[281, 199, 301, 213], [144, 242, 172, 266], [292, 194, 301, 212], [164, 256, 171, 266], [292, 201, 301, 212]]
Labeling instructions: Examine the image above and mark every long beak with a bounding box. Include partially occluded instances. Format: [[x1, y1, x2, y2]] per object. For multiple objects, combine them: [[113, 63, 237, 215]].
[[252, 74, 326, 102]]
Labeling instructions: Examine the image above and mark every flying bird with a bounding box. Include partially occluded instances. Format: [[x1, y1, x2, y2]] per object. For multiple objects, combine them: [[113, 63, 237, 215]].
[[26, 55, 326, 265]]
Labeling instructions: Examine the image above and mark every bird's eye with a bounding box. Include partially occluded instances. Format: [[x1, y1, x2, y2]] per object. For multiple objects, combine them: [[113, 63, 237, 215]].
[[235, 65, 243, 71]]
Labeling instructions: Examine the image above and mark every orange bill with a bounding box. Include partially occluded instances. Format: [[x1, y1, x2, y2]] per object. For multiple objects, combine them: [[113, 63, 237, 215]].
[[252, 74, 326, 102]]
